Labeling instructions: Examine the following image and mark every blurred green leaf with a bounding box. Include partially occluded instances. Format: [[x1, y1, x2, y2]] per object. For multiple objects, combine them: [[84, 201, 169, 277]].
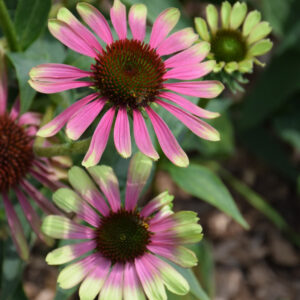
[[7, 36, 65, 113], [14, 0, 51, 49], [164, 163, 249, 229]]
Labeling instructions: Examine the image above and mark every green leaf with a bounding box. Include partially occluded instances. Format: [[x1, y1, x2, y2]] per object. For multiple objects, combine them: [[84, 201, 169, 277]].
[[14, 0, 51, 49], [7, 36, 65, 113], [164, 163, 249, 229]]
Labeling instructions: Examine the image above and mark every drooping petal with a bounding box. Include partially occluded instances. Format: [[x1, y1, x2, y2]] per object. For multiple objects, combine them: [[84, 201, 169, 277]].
[[150, 8, 180, 49], [68, 166, 110, 216], [124, 263, 146, 300], [156, 28, 198, 56], [57, 254, 97, 289], [114, 107, 132, 158], [242, 10, 261, 37], [79, 256, 111, 300], [15, 188, 52, 245], [46, 240, 96, 265], [206, 4, 218, 34], [77, 2, 113, 45], [146, 107, 189, 167], [221, 1, 231, 29], [157, 100, 220, 141], [82, 107, 115, 168], [2, 193, 29, 260], [164, 42, 211, 68], [110, 0, 127, 40], [125, 152, 153, 211], [48, 19, 97, 57], [37, 93, 98, 137], [53, 188, 100, 227], [66, 98, 106, 140], [163, 60, 216, 80], [129, 4, 147, 41], [28, 79, 93, 94], [159, 92, 219, 119], [135, 254, 167, 300], [42, 215, 95, 239], [133, 110, 159, 161], [99, 263, 124, 300], [29, 63, 91, 81], [57, 7, 102, 54], [0, 49, 7, 114], [229, 2, 247, 30], [88, 165, 121, 212], [194, 17, 210, 41], [164, 80, 224, 98]]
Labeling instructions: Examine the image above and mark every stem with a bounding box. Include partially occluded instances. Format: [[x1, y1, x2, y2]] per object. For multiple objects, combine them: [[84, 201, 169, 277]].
[[34, 138, 91, 157], [0, 0, 20, 52]]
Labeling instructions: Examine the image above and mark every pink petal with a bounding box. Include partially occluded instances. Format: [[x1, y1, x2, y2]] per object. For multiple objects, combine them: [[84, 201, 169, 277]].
[[82, 107, 115, 168], [133, 110, 159, 160], [37, 93, 98, 137], [164, 42, 211, 68], [164, 80, 224, 98], [18, 112, 41, 126], [114, 107, 131, 158], [2, 193, 29, 260], [10, 97, 20, 120], [150, 8, 180, 49], [28, 79, 93, 94], [66, 98, 106, 140], [30, 169, 64, 191], [30, 63, 91, 81], [77, 201, 101, 228], [157, 100, 220, 141], [77, 2, 113, 45], [123, 263, 144, 300], [159, 92, 219, 119], [0, 50, 7, 115], [129, 4, 147, 41], [146, 107, 189, 167], [110, 0, 127, 40], [163, 60, 215, 80], [57, 7, 102, 54], [156, 28, 198, 56], [48, 19, 97, 58]]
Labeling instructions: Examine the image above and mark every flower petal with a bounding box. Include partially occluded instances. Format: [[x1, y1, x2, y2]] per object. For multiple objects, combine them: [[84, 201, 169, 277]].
[[9, 97, 20, 120], [18, 112, 41, 126], [248, 39, 273, 56], [206, 4, 218, 34], [133, 110, 159, 160], [129, 4, 147, 41], [150, 8, 180, 49], [164, 80, 224, 98], [114, 107, 132, 158], [159, 92, 219, 119], [156, 28, 198, 56], [230, 2, 247, 30], [194, 17, 210, 41], [68, 166, 110, 216], [82, 107, 115, 168], [221, 1, 231, 29], [125, 152, 153, 211], [146, 107, 189, 167], [247, 21, 272, 45], [243, 10, 261, 37], [66, 98, 106, 140], [164, 60, 215, 80], [0, 49, 7, 114], [88, 165, 121, 212], [48, 19, 96, 57], [77, 2, 113, 44], [37, 93, 98, 137], [110, 0, 127, 40], [124, 263, 146, 300]]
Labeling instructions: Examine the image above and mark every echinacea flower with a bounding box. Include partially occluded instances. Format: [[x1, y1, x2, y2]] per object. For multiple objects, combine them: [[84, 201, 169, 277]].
[[195, 1, 273, 73], [0, 50, 70, 260], [29, 0, 224, 168], [42, 152, 203, 300]]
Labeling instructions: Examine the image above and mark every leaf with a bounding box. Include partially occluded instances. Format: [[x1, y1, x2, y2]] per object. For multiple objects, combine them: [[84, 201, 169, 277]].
[[7, 36, 66, 113], [164, 163, 249, 228], [14, 0, 51, 49]]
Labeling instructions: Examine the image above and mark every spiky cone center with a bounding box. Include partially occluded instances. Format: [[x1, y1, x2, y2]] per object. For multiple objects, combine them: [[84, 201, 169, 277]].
[[0, 114, 34, 192], [92, 39, 166, 109], [95, 209, 152, 263], [211, 29, 247, 63]]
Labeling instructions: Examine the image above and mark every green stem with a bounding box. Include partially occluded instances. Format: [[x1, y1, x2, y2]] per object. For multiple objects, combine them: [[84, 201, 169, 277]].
[[218, 165, 300, 247], [34, 138, 91, 157], [0, 0, 20, 52]]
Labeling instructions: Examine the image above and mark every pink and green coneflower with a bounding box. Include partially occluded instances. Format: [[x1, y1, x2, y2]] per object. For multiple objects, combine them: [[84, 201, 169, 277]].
[[0, 50, 70, 260], [42, 152, 203, 300], [29, 0, 224, 168]]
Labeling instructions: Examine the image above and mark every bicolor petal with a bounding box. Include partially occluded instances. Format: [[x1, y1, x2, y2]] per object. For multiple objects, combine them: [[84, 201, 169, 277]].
[[110, 0, 127, 40], [124, 263, 146, 300], [129, 4, 147, 41]]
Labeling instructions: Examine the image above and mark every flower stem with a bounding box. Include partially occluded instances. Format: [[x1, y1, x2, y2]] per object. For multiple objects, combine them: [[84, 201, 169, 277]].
[[0, 0, 20, 52], [34, 138, 91, 157]]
